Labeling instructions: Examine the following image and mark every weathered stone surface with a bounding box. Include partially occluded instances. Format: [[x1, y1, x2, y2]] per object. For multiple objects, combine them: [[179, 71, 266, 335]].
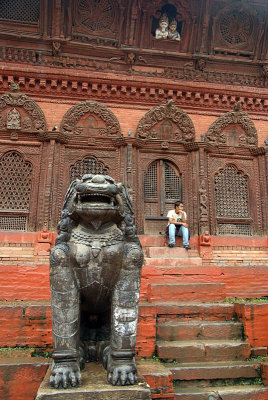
[[174, 385, 268, 400], [156, 341, 250, 362], [36, 363, 151, 400], [157, 321, 242, 341], [168, 361, 260, 381]]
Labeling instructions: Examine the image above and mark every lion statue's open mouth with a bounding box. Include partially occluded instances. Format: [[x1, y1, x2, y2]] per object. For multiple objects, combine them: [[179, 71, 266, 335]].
[[49, 174, 143, 388]]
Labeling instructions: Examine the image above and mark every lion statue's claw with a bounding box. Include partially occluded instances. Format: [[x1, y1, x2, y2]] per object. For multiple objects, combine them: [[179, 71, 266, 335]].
[[50, 361, 81, 389]]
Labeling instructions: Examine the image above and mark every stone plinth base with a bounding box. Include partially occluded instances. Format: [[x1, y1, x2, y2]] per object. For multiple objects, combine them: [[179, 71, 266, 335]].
[[35, 363, 151, 400]]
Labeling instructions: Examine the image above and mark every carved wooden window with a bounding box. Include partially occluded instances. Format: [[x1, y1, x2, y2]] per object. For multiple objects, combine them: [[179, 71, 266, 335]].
[[0, 151, 32, 231], [0, 0, 40, 23], [220, 10, 252, 46], [70, 156, 109, 182], [144, 160, 181, 217], [214, 165, 251, 235]]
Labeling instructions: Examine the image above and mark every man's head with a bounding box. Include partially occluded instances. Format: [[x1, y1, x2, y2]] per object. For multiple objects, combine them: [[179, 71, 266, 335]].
[[174, 201, 183, 213]]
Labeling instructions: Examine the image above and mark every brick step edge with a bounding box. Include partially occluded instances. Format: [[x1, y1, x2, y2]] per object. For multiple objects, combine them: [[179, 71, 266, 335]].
[[174, 385, 268, 400], [166, 360, 260, 380]]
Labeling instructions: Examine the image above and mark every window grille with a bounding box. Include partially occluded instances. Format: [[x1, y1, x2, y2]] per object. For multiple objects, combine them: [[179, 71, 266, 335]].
[[0, 152, 32, 212], [144, 161, 157, 199], [70, 157, 109, 182], [0, 0, 40, 23], [218, 223, 251, 236], [164, 162, 181, 199], [220, 10, 252, 45], [0, 215, 27, 231], [214, 165, 249, 218]]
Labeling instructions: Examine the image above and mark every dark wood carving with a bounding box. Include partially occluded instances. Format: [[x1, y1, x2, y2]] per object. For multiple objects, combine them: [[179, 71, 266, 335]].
[[72, 0, 120, 45], [136, 100, 195, 142], [205, 102, 257, 147], [60, 100, 122, 139], [211, 1, 260, 58]]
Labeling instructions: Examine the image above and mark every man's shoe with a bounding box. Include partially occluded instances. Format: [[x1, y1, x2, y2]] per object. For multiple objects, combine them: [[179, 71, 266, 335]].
[[183, 245, 191, 250], [168, 244, 175, 248]]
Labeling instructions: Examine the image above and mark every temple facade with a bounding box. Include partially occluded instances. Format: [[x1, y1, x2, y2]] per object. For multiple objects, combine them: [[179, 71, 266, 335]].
[[0, 0, 267, 238]]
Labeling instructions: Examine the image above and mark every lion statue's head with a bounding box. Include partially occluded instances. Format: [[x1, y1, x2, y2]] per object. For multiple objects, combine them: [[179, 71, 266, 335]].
[[55, 174, 138, 246]]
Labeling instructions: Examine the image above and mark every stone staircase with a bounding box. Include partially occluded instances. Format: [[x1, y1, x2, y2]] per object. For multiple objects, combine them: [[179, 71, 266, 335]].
[[0, 236, 268, 399], [139, 235, 268, 400]]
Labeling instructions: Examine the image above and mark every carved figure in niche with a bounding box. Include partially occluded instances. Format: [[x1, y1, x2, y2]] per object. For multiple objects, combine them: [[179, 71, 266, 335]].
[[49, 174, 143, 388], [168, 19, 181, 41], [52, 41, 62, 57], [7, 108, 21, 130], [155, 13, 169, 39], [0, 115, 5, 129], [22, 117, 32, 131]]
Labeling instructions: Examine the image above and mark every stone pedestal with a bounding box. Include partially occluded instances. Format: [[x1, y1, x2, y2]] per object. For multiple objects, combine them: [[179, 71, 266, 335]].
[[35, 363, 151, 400]]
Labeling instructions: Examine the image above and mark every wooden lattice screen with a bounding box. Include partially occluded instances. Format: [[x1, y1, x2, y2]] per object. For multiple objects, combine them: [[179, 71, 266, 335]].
[[69, 156, 109, 182], [214, 165, 251, 235], [0, 151, 32, 231]]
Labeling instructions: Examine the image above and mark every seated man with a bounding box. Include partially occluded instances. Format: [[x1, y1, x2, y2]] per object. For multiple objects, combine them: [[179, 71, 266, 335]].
[[166, 201, 191, 249]]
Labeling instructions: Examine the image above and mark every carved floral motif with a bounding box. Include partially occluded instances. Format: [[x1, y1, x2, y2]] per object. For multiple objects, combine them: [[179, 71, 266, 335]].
[[60, 100, 122, 137], [205, 102, 257, 146], [136, 100, 195, 142]]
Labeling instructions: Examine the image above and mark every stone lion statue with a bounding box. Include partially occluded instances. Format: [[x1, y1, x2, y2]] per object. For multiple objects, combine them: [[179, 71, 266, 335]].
[[49, 174, 143, 388]]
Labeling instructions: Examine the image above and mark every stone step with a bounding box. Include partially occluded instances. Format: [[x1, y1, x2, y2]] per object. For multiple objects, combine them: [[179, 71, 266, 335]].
[[144, 257, 203, 267], [0, 264, 50, 300], [137, 360, 174, 399], [174, 385, 268, 400], [145, 246, 199, 259], [139, 301, 236, 322], [36, 363, 151, 399], [157, 321, 242, 341], [148, 283, 226, 303], [167, 361, 260, 381], [156, 340, 251, 363], [0, 350, 49, 400], [141, 265, 222, 289], [139, 235, 199, 248], [0, 300, 52, 347]]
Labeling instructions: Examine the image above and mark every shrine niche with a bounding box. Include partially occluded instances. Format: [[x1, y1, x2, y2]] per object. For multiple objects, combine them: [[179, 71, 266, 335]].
[[211, 2, 260, 57], [72, 0, 120, 45], [60, 100, 122, 139], [146, 0, 193, 51], [152, 4, 182, 41], [0, 82, 47, 136], [205, 103, 257, 147], [136, 100, 195, 142]]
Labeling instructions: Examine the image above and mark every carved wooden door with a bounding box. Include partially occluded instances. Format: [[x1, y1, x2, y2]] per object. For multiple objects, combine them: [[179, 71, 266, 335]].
[[143, 160, 181, 233]]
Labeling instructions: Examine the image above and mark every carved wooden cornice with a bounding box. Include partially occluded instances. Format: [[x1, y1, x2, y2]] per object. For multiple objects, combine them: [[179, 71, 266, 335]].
[[0, 72, 267, 116]]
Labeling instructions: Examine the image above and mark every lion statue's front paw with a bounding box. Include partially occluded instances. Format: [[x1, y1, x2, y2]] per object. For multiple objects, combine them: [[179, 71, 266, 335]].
[[50, 360, 81, 389], [107, 359, 138, 386]]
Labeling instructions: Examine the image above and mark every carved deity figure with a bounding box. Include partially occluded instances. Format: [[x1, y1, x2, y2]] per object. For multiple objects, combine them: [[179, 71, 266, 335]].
[[7, 108, 21, 130], [168, 19, 181, 41], [49, 174, 143, 388], [155, 13, 169, 39]]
